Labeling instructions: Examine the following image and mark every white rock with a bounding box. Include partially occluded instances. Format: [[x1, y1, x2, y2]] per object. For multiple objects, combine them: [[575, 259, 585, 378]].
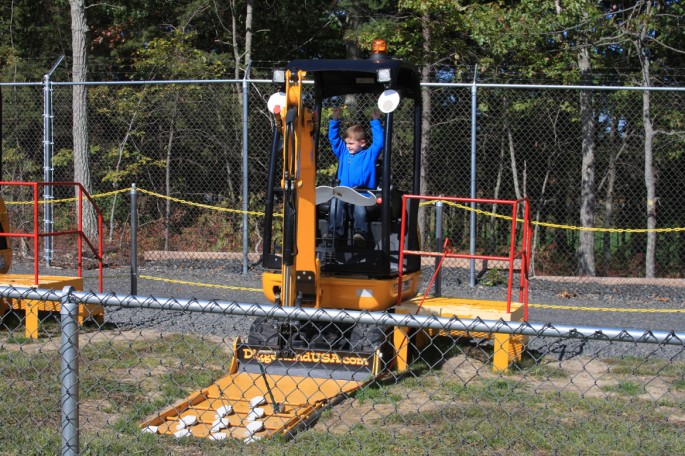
[[175, 414, 197, 430], [249, 396, 266, 408], [215, 405, 233, 417], [210, 417, 230, 432], [141, 426, 158, 434], [173, 429, 192, 438], [247, 407, 265, 422], [245, 420, 264, 436], [244, 435, 263, 444], [210, 432, 227, 441]]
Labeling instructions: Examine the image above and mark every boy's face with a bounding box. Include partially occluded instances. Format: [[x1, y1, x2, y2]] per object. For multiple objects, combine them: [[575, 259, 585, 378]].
[[345, 138, 366, 154]]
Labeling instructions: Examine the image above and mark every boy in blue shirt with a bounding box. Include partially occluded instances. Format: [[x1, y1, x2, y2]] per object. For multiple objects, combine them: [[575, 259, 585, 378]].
[[327, 107, 384, 248]]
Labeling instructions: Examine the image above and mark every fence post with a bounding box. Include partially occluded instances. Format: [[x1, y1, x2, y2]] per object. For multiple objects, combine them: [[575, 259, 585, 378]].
[[42, 74, 53, 266], [43, 55, 65, 267], [435, 199, 443, 297], [60, 285, 79, 456], [469, 66, 478, 288], [130, 183, 138, 295], [241, 62, 252, 275], [0, 86, 2, 181]]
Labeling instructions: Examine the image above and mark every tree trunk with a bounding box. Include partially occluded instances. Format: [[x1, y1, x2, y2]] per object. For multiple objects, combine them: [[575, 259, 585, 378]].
[[603, 145, 619, 269], [341, 6, 362, 109], [601, 118, 626, 270], [532, 106, 563, 274], [488, 135, 504, 261], [418, 10, 433, 244], [70, 0, 97, 242], [108, 92, 145, 241], [576, 45, 596, 276], [503, 100, 522, 199], [232, 0, 253, 79], [244, 1, 252, 69], [639, 44, 656, 278], [164, 91, 180, 251], [214, 104, 238, 205]]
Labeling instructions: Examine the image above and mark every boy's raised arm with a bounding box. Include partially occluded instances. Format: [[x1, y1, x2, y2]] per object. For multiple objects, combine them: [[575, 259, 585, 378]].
[[328, 108, 345, 158], [369, 111, 384, 159]]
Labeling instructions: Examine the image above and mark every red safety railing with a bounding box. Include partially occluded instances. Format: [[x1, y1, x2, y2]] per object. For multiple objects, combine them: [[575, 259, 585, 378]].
[[0, 182, 103, 292], [397, 195, 532, 320]]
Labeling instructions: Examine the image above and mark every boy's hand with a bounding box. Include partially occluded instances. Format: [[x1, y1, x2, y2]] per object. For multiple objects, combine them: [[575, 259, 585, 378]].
[[372, 110, 381, 120], [331, 107, 341, 120]]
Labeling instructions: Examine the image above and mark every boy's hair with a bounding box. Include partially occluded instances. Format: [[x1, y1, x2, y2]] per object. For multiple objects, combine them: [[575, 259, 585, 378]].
[[345, 125, 367, 142]]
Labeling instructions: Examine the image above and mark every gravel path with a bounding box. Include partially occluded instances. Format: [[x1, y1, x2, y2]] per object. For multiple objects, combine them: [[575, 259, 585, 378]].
[[9, 259, 685, 361]]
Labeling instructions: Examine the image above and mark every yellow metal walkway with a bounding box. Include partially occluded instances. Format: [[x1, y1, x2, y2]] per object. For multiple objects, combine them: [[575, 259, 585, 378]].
[[0, 274, 103, 338], [394, 296, 527, 372]]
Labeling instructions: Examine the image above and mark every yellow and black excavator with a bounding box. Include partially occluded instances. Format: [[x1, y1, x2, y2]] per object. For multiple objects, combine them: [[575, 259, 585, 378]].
[[142, 40, 529, 441], [142, 40, 428, 441]]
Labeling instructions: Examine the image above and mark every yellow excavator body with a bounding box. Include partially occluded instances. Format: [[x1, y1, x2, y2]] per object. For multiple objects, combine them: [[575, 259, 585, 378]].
[[262, 270, 420, 311]]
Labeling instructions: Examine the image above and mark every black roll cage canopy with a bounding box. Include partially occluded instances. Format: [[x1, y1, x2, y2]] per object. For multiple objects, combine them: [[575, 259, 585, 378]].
[[284, 58, 422, 102]]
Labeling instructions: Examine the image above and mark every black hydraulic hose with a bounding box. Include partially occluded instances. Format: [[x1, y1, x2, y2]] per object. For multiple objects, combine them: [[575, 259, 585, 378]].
[[282, 120, 297, 266], [262, 125, 281, 265], [381, 111, 393, 275]]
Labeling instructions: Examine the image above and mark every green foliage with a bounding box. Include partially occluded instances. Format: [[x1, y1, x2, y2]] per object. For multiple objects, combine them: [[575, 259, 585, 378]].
[[354, 382, 403, 405], [480, 267, 505, 286], [133, 30, 226, 80], [0, 0, 71, 80], [0, 146, 42, 182]]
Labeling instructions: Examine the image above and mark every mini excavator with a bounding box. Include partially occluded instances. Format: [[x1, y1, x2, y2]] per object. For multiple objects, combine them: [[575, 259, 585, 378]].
[[142, 40, 428, 441], [143, 40, 530, 442]]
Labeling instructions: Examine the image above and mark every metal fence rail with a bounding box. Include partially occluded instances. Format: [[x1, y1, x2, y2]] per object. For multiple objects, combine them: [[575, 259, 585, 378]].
[[0, 285, 682, 455]]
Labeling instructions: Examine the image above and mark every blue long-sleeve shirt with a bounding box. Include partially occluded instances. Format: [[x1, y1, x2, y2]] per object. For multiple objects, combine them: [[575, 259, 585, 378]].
[[328, 119, 384, 189]]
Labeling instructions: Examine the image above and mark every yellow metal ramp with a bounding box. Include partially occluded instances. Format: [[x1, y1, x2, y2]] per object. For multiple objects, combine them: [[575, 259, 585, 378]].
[[141, 371, 365, 441]]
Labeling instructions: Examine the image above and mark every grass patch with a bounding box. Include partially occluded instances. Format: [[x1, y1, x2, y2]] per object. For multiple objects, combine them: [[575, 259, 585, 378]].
[[512, 352, 568, 379], [0, 332, 683, 455], [524, 362, 567, 379], [673, 379, 685, 391], [601, 380, 646, 396], [5, 335, 35, 344], [605, 356, 685, 377], [354, 381, 403, 405]]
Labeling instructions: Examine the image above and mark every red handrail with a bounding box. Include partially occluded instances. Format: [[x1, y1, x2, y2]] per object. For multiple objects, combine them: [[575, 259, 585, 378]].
[[0, 181, 104, 292], [397, 194, 532, 320]]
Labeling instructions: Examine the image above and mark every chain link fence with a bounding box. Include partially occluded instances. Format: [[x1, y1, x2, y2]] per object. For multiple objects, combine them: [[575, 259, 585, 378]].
[[3, 80, 685, 281], [2, 78, 685, 453], [0, 285, 682, 454]]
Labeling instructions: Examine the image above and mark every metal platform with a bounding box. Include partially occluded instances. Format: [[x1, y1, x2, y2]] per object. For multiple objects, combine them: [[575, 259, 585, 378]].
[[0, 274, 103, 338], [394, 296, 527, 373]]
